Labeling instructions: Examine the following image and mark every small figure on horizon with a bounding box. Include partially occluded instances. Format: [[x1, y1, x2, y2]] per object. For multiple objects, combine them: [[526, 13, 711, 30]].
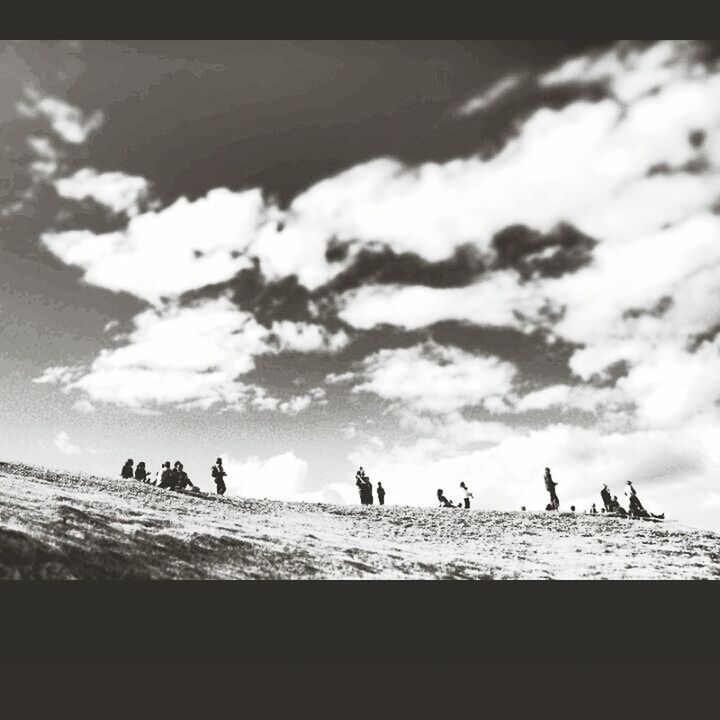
[[377, 482, 385, 505], [157, 461, 174, 489], [521, 506, 526, 511], [570, 505, 576, 512], [134, 461, 148, 483], [460, 481, 474, 509], [600, 483, 613, 512], [212, 457, 227, 495], [174, 462, 196, 491], [544, 467, 559, 510], [121, 459, 134, 479], [437, 488, 455, 508], [590, 503, 598, 515], [625, 481, 664, 520]]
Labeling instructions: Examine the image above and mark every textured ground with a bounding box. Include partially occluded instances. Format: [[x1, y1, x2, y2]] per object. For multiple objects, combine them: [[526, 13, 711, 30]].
[[1, 460, 719, 579]]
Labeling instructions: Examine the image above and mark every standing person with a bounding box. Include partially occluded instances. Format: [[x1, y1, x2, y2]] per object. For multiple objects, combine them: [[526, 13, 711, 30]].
[[544, 467, 559, 510], [212, 457, 227, 495], [365, 476, 374, 505], [600, 484, 613, 512], [120, 459, 134, 479], [134, 461, 148, 483], [377, 482, 386, 505], [590, 503, 598, 515], [460, 481, 473, 509], [356, 467, 366, 505]]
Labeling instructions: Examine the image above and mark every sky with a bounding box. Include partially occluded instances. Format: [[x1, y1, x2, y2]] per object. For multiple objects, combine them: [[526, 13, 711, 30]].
[[1, 40, 720, 530]]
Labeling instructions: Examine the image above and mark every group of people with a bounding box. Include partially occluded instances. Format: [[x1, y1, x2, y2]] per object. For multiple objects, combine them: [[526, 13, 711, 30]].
[[543, 468, 664, 520], [120, 457, 228, 496], [436, 482, 474, 509], [355, 467, 385, 505]]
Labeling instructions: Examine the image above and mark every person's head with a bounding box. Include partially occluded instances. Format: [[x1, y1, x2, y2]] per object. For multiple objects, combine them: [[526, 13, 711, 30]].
[[601, 508, 606, 513], [138, 461, 144, 468], [437, 489, 443, 496], [216, 457, 222, 465], [571, 505, 576, 512], [174, 461, 181, 468], [602, 483, 608, 489], [164, 461, 170, 468], [626, 480, 632, 485], [460, 481, 466, 488], [613, 495, 618, 501], [521, 506, 526, 511], [592, 503, 596, 508], [545, 467, 550, 473], [378, 482, 382, 488], [177, 462, 183, 470], [127, 459, 133, 465]]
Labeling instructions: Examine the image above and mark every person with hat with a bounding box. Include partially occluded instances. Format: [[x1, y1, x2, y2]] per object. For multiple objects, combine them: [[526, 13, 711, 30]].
[[590, 503, 598, 515], [212, 457, 227, 495]]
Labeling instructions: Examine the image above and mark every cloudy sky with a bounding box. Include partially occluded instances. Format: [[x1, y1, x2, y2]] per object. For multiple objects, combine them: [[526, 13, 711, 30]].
[[2, 40, 720, 530]]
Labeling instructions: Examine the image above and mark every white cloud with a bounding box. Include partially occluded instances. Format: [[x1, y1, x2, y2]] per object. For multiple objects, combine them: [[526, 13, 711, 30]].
[[72, 399, 96, 414], [54, 430, 81, 455], [19, 87, 104, 144], [338, 271, 546, 331], [269, 320, 349, 354], [35, 298, 346, 413], [456, 73, 525, 116], [41, 188, 266, 305], [352, 342, 517, 414], [55, 168, 150, 216], [221, 451, 345, 504]]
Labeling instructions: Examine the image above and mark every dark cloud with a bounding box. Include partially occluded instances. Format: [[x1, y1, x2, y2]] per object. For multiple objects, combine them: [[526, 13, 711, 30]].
[[491, 222, 597, 280], [622, 295, 673, 320], [325, 243, 486, 293]]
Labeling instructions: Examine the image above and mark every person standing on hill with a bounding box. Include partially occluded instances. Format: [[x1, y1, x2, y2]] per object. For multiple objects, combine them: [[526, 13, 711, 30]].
[[365, 475, 374, 504], [544, 467, 559, 510], [121, 459, 134, 479], [377, 482, 386, 505], [460, 481, 474, 509], [600, 484, 613, 512], [212, 457, 227, 495]]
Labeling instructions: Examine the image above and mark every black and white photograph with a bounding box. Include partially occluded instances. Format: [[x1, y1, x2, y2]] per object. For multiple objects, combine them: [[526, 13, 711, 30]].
[[2, 38, 720, 585]]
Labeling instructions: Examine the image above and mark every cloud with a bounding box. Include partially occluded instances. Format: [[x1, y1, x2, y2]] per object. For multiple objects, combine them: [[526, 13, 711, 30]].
[[72, 399, 96, 414], [18, 86, 104, 144], [54, 168, 150, 216], [351, 342, 517, 414], [54, 430, 81, 455], [456, 73, 525, 116], [35, 298, 347, 413], [41, 188, 266, 305], [221, 451, 346, 503]]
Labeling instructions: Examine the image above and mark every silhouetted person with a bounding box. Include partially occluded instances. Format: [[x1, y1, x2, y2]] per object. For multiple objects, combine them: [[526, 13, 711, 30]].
[[521, 506, 526, 511], [121, 459, 134, 479], [157, 461, 173, 489], [377, 482, 385, 505], [600, 483, 613, 512], [365, 476, 374, 505], [134, 461, 148, 483], [437, 489, 454, 508], [624, 482, 664, 519], [212, 458, 227, 495], [174, 462, 195, 491], [544, 467, 559, 509], [570, 505, 576, 512], [460, 481, 474, 509], [590, 503, 598, 515]]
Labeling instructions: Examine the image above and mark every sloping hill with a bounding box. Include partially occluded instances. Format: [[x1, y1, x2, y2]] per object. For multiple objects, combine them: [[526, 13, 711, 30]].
[[1, 460, 719, 579]]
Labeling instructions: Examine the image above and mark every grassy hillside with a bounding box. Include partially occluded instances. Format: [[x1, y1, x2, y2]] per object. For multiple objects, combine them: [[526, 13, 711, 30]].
[[1, 460, 719, 579]]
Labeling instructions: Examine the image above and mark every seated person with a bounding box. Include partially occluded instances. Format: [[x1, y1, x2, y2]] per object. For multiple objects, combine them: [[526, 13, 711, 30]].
[[437, 489, 454, 507]]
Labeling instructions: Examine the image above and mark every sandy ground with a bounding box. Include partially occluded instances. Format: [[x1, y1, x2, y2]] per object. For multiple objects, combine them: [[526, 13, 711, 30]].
[[1, 461, 719, 579]]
